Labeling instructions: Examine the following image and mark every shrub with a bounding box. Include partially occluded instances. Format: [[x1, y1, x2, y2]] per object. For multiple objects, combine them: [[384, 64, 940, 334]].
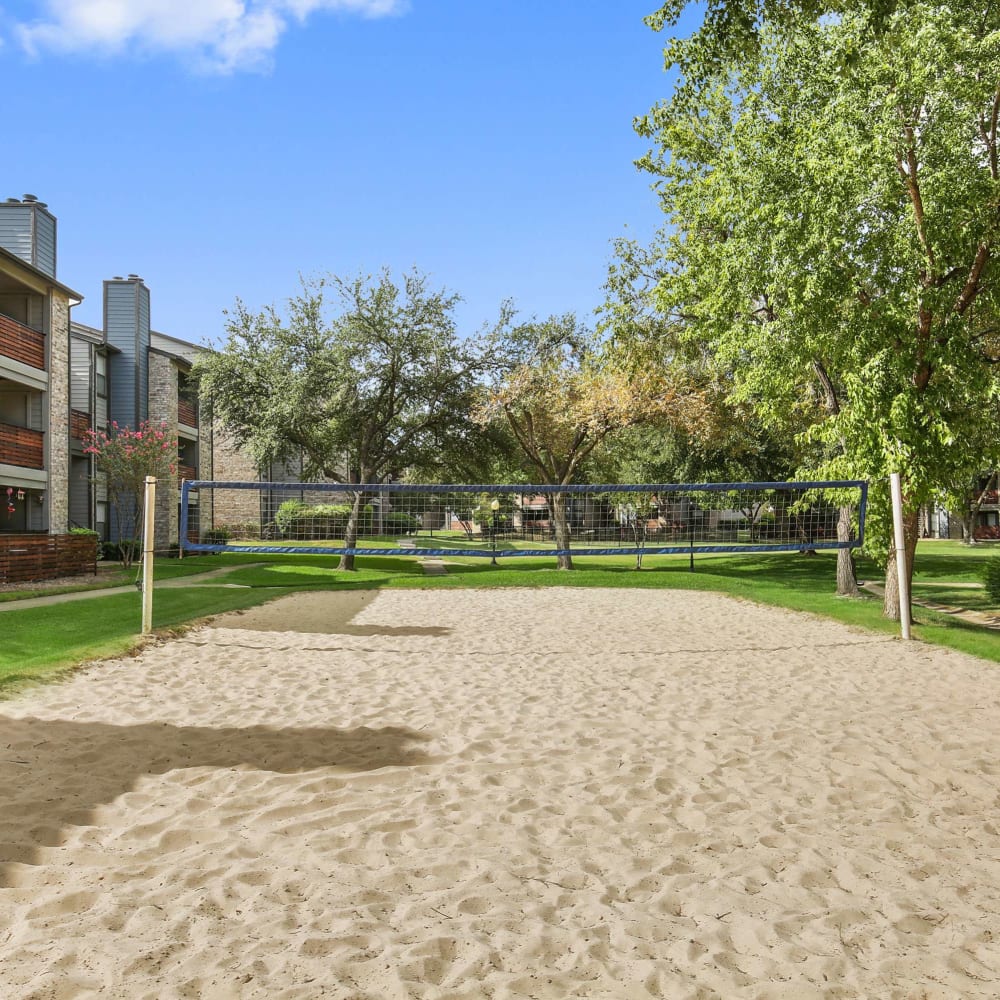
[[384, 512, 420, 533], [984, 558, 1000, 604], [69, 527, 98, 536], [83, 419, 178, 567], [203, 528, 231, 545], [274, 500, 377, 539], [101, 539, 140, 562], [717, 519, 744, 534], [215, 521, 259, 541], [274, 500, 309, 534]]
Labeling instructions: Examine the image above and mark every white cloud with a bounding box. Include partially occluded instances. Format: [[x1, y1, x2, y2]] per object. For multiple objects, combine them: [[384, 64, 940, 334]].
[[14, 0, 406, 72]]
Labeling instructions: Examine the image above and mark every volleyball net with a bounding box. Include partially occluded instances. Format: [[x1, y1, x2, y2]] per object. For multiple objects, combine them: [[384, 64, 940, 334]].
[[179, 480, 867, 560]]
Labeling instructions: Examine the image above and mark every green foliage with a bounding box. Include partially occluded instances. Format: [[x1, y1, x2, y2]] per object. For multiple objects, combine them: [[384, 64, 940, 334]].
[[100, 539, 140, 563], [274, 500, 308, 533], [194, 269, 507, 568], [621, 0, 1000, 605], [273, 500, 374, 539], [83, 420, 178, 568], [214, 522, 260, 541], [193, 270, 496, 487], [384, 511, 420, 533], [68, 527, 98, 536]]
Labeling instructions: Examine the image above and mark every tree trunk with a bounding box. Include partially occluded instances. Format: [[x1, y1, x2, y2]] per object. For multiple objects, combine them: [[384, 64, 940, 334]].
[[836, 504, 859, 597], [882, 508, 919, 622], [552, 491, 573, 570], [338, 490, 365, 571]]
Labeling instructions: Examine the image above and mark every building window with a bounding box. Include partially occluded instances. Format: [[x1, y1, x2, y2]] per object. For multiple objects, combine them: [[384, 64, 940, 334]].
[[96, 353, 108, 398]]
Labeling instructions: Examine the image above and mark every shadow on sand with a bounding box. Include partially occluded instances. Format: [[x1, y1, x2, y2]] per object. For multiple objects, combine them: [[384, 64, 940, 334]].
[[0, 714, 432, 885]]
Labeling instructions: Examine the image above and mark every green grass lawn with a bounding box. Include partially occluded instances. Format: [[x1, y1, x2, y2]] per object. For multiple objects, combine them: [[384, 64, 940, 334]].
[[3, 539, 1000, 695]]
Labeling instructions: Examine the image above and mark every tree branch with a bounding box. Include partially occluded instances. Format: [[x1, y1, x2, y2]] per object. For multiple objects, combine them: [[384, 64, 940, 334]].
[[896, 113, 935, 277], [954, 244, 990, 316]]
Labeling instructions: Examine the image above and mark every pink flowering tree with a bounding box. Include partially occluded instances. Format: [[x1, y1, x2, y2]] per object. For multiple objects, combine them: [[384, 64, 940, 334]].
[[83, 420, 178, 567]]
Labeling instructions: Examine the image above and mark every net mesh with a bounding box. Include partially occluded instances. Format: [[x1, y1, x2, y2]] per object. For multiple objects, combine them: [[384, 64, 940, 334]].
[[181, 481, 867, 558]]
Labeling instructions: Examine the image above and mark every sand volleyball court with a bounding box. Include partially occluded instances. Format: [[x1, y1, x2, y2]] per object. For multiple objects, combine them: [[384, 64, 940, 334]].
[[2, 587, 1000, 998]]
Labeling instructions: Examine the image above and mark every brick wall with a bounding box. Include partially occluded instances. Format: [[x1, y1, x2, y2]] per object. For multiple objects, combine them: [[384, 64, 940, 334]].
[[210, 418, 261, 533], [196, 399, 213, 537]]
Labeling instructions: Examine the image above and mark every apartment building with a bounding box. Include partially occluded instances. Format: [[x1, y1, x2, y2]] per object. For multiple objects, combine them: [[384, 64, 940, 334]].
[[0, 194, 226, 557], [0, 195, 82, 535]]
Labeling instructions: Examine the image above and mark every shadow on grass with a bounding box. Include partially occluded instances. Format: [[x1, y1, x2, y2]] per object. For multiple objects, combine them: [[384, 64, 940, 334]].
[[0, 714, 432, 886]]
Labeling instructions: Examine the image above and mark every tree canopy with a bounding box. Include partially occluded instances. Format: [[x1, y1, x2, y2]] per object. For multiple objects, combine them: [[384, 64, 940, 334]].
[[195, 269, 490, 569], [476, 313, 707, 568], [622, 1, 1000, 617]]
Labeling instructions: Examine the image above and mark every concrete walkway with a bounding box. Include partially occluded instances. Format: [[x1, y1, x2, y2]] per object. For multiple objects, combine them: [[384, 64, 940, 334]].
[[0, 565, 260, 613], [861, 580, 1000, 631], [1, 556, 448, 613]]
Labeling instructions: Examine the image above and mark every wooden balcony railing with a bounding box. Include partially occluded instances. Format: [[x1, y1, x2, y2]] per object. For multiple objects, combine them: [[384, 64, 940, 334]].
[[0, 313, 45, 370], [178, 463, 197, 484], [0, 422, 44, 469], [71, 409, 91, 440], [178, 398, 198, 427]]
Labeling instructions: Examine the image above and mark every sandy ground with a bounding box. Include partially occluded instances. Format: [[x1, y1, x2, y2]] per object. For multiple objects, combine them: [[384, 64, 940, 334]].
[[2, 587, 1000, 999]]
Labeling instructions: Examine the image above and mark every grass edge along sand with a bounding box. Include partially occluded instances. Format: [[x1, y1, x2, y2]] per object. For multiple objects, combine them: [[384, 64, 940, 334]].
[[2, 542, 999, 695]]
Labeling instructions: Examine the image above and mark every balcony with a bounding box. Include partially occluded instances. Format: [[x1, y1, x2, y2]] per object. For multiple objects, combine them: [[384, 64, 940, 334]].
[[70, 409, 91, 441], [0, 422, 44, 470], [178, 398, 198, 428], [0, 314, 45, 370], [178, 463, 197, 484]]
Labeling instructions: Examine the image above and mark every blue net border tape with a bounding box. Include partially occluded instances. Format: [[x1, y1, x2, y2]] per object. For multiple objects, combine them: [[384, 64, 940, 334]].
[[184, 480, 867, 494], [181, 540, 861, 558]]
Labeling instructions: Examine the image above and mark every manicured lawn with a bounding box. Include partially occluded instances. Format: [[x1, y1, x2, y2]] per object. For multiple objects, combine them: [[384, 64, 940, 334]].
[[3, 540, 1000, 695], [0, 586, 286, 690], [907, 538, 1000, 583]]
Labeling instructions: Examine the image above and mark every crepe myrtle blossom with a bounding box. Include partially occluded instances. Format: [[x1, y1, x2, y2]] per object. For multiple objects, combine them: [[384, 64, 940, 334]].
[[83, 420, 179, 567]]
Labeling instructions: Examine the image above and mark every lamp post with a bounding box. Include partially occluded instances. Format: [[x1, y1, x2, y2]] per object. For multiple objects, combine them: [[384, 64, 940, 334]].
[[490, 498, 500, 566]]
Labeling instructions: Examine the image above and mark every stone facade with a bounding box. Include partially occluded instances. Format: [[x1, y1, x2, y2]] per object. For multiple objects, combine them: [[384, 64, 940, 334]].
[[195, 404, 214, 541], [46, 291, 70, 534], [210, 418, 261, 532], [148, 352, 179, 549]]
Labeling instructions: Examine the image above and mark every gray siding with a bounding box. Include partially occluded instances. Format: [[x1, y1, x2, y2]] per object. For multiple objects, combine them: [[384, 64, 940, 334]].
[[0, 205, 33, 264], [106, 279, 151, 430], [70, 338, 92, 413], [0, 203, 57, 277], [28, 295, 43, 331], [137, 283, 150, 424], [151, 330, 201, 363], [34, 209, 56, 277], [28, 498, 44, 531], [28, 392, 43, 431], [69, 455, 91, 528]]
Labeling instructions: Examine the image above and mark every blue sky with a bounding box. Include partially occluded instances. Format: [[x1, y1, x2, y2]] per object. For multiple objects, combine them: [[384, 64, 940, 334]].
[[3, 1, 691, 344]]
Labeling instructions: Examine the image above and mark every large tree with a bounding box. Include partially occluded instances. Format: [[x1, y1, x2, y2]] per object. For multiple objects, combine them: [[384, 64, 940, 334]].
[[628, 2, 1000, 619], [195, 270, 489, 570], [475, 313, 707, 569]]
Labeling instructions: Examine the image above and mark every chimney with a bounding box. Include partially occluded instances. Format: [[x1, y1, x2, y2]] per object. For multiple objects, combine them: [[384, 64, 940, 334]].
[[0, 195, 58, 277], [104, 275, 152, 428]]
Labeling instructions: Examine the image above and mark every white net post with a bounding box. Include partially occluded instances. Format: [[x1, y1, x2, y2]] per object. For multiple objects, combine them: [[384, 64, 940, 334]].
[[141, 475, 156, 635], [890, 472, 912, 640]]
